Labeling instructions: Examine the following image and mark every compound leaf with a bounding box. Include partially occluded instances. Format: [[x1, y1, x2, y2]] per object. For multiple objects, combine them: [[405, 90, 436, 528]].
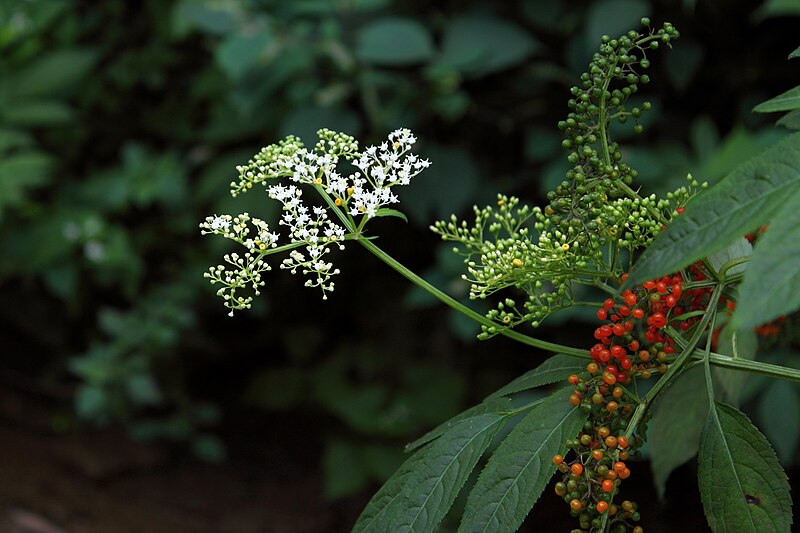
[[458, 388, 588, 533], [386, 413, 508, 532], [698, 401, 792, 532], [732, 185, 800, 329], [626, 132, 800, 286], [486, 354, 585, 400]]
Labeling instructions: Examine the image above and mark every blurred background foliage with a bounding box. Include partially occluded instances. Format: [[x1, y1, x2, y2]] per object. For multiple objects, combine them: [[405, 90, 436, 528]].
[[0, 0, 799, 518]]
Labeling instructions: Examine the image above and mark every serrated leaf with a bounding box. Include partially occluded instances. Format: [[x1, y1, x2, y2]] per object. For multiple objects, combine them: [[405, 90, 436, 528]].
[[626, 133, 800, 286], [386, 413, 508, 532], [458, 388, 588, 533], [754, 86, 800, 113], [374, 208, 408, 223], [353, 443, 432, 533], [486, 354, 585, 400], [758, 381, 800, 464], [713, 325, 758, 404], [776, 109, 800, 130], [355, 18, 433, 66], [438, 15, 539, 78], [405, 396, 512, 453], [698, 401, 792, 533], [650, 366, 707, 498], [732, 185, 800, 329]]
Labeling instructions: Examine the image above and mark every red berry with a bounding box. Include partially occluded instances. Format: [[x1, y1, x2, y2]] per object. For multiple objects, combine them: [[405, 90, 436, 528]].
[[597, 308, 608, 320], [632, 308, 645, 319], [601, 479, 614, 492], [603, 298, 615, 309], [624, 293, 637, 306]]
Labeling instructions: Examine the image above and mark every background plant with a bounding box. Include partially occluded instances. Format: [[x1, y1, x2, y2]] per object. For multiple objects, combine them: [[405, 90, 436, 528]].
[[1, 0, 799, 529]]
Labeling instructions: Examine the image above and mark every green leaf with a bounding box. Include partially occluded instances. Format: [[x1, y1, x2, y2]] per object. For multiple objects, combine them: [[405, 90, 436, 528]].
[[732, 185, 800, 329], [486, 354, 585, 400], [405, 396, 512, 452], [458, 388, 588, 533], [438, 15, 539, 78], [0, 151, 54, 217], [776, 109, 800, 130], [353, 442, 431, 533], [713, 325, 758, 404], [706, 237, 751, 277], [698, 401, 792, 532], [374, 208, 408, 223], [0, 99, 74, 126], [626, 132, 800, 286], [355, 18, 434, 66], [386, 413, 507, 532], [754, 86, 800, 113], [650, 366, 708, 498], [215, 29, 273, 80], [790, 46, 800, 60], [758, 381, 800, 464], [0, 128, 33, 152], [390, 414, 506, 531], [12, 48, 97, 97]]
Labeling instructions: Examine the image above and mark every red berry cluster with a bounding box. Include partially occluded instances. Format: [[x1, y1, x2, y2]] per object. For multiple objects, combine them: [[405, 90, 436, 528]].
[[553, 269, 715, 532]]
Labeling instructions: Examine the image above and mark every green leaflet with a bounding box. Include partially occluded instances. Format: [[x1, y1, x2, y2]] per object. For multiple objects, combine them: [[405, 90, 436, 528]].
[[626, 132, 800, 286], [361, 413, 507, 533], [777, 109, 800, 130], [732, 185, 800, 329], [458, 388, 587, 533], [374, 208, 409, 223], [753, 85, 800, 113], [486, 353, 586, 400], [698, 401, 793, 533], [791, 45, 800, 60], [404, 396, 512, 453], [649, 366, 707, 498], [352, 442, 431, 533]]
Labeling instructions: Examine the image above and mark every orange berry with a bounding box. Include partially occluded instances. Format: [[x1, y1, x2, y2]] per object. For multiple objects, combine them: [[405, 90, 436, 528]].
[[592, 449, 604, 461], [605, 435, 618, 448], [552, 454, 564, 465], [609, 503, 618, 515], [618, 450, 629, 460], [571, 463, 584, 475], [587, 362, 600, 374], [602, 372, 617, 385], [596, 500, 609, 513], [568, 374, 581, 385], [597, 426, 611, 438], [633, 527, 643, 533], [620, 468, 631, 479], [569, 393, 581, 406], [613, 461, 626, 473], [606, 401, 619, 413], [605, 470, 618, 481], [601, 479, 614, 492], [612, 386, 623, 399], [618, 436, 629, 448], [569, 498, 582, 511]]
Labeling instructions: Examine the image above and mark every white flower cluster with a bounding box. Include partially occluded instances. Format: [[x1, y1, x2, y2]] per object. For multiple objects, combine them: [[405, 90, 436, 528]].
[[268, 183, 345, 298], [202, 128, 430, 314], [200, 213, 281, 315]]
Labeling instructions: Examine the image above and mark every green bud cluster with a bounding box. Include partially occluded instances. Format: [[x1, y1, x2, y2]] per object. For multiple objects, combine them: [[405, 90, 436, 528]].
[[549, 20, 679, 246], [433, 22, 694, 334]]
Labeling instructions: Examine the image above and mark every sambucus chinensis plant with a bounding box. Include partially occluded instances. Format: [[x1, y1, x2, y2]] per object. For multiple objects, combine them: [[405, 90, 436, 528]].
[[203, 19, 800, 533]]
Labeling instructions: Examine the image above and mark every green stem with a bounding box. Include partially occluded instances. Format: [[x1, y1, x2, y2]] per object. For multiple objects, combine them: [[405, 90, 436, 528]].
[[357, 237, 590, 358], [623, 284, 723, 441]]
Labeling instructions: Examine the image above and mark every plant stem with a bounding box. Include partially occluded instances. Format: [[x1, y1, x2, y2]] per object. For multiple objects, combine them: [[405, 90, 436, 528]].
[[357, 237, 590, 359]]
